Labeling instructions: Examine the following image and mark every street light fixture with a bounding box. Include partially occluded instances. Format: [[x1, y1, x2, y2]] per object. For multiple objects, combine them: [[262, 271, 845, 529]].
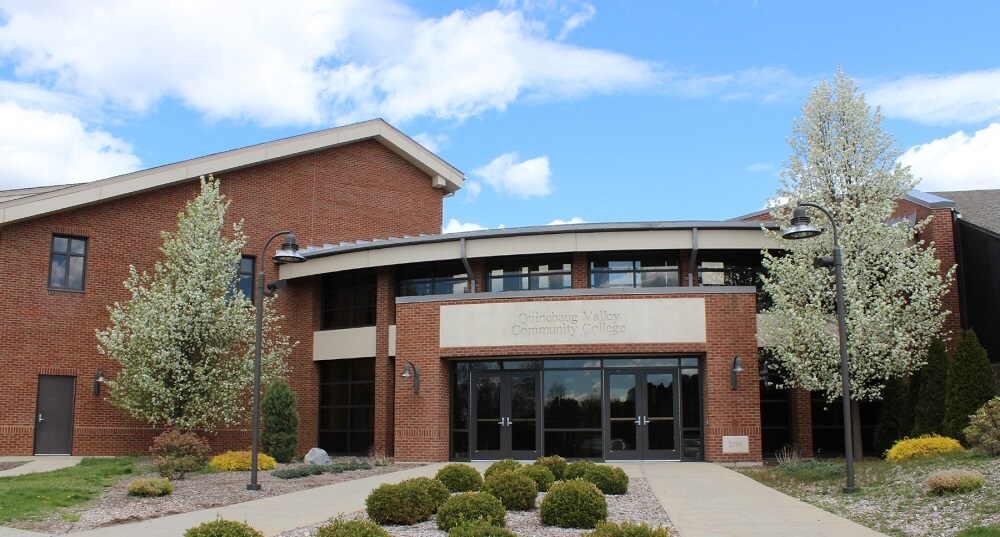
[[782, 203, 856, 493], [248, 231, 306, 491]]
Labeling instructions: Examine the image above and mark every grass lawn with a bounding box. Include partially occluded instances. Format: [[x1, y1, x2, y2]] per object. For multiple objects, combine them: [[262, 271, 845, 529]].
[[0, 457, 137, 524], [740, 452, 1000, 537]]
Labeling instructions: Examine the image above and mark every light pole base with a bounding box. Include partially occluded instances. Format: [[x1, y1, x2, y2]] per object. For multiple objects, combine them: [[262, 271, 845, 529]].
[[247, 483, 261, 491], [843, 486, 857, 494]]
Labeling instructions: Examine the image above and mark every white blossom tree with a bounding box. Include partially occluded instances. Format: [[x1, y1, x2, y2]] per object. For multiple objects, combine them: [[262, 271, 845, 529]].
[[761, 68, 952, 407], [96, 176, 293, 432]]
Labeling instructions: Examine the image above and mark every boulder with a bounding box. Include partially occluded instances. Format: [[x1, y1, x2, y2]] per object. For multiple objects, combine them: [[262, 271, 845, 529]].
[[304, 447, 331, 466]]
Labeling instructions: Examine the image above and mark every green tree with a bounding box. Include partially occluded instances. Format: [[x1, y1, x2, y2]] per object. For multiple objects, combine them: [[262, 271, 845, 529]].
[[261, 379, 299, 462], [760, 68, 953, 456], [912, 338, 949, 436], [96, 177, 293, 432], [873, 377, 907, 455], [944, 330, 998, 441]]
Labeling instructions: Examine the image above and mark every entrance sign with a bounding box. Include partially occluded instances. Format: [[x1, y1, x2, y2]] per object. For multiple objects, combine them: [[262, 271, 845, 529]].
[[440, 298, 706, 347]]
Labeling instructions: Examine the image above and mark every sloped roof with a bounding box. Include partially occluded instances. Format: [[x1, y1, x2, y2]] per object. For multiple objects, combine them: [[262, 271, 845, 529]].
[[0, 119, 464, 226], [931, 190, 1000, 234]]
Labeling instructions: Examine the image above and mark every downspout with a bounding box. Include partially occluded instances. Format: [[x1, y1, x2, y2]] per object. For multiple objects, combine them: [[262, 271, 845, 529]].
[[460, 237, 476, 293], [688, 227, 698, 287]]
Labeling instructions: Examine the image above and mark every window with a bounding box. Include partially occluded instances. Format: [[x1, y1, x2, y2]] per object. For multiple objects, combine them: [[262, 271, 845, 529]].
[[589, 252, 679, 289], [488, 255, 571, 292], [319, 358, 375, 455], [321, 269, 376, 329], [236, 256, 255, 301], [697, 251, 769, 312], [49, 235, 87, 291], [397, 261, 467, 296]]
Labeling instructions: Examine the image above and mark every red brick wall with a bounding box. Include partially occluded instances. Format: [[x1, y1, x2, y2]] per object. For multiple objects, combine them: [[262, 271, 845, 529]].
[[392, 292, 762, 463], [0, 139, 443, 455]]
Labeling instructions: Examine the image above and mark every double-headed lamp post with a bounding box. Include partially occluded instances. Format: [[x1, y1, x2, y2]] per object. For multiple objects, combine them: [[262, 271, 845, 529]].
[[782, 202, 856, 494], [248, 231, 306, 491]]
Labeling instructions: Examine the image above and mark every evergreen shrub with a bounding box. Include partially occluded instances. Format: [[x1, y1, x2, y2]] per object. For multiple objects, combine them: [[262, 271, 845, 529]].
[[365, 481, 434, 525], [448, 519, 516, 537], [208, 451, 276, 471], [564, 459, 598, 480], [316, 517, 391, 537], [127, 477, 173, 497], [583, 520, 674, 537], [539, 479, 607, 529], [535, 455, 567, 480], [435, 492, 506, 531], [435, 463, 483, 492], [885, 435, 964, 461], [272, 464, 325, 479], [519, 464, 555, 491], [583, 465, 629, 494], [945, 330, 998, 441], [150, 429, 210, 479], [964, 396, 1000, 456], [261, 380, 299, 463], [183, 519, 263, 537], [483, 459, 521, 480], [912, 338, 948, 436], [483, 469, 537, 511], [874, 377, 908, 455], [926, 469, 984, 494], [402, 477, 451, 512]]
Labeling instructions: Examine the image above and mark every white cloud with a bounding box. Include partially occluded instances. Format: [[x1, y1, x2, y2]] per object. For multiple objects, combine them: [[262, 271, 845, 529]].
[[0, 101, 141, 190], [463, 180, 483, 201], [473, 152, 552, 198], [557, 3, 596, 40], [443, 218, 488, 233], [411, 132, 449, 153], [900, 123, 1000, 191], [547, 217, 585, 225], [746, 162, 774, 173], [867, 69, 1000, 125], [668, 67, 812, 103], [0, 1, 657, 127]]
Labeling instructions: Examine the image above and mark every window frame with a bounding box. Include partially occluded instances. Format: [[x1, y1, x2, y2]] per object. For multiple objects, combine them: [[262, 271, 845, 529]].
[[589, 251, 679, 289], [236, 255, 256, 302], [487, 255, 572, 292], [48, 235, 88, 292], [397, 261, 468, 297], [321, 269, 377, 330]]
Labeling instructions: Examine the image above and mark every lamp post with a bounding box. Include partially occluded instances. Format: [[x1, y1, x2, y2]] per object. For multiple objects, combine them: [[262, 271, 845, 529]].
[[782, 202, 856, 493], [248, 231, 306, 491]]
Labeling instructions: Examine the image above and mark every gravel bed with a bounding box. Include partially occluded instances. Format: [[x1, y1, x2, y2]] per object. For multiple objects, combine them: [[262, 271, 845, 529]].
[[276, 478, 674, 537]]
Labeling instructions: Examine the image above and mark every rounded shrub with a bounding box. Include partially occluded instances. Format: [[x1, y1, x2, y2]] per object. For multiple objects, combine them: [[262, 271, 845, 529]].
[[483, 469, 538, 511], [484, 459, 522, 480], [885, 435, 965, 461], [564, 459, 598, 480], [365, 481, 434, 525], [261, 379, 299, 463], [583, 520, 674, 537], [436, 463, 484, 492], [402, 476, 451, 512], [539, 479, 607, 529], [965, 396, 1000, 456], [535, 455, 567, 480], [435, 492, 506, 531], [583, 465, 629, 494], [448, 519, 517, 537], [183, 519, 264, 537], [272, 464, 325, 479], [316, 517, 392, 537], [927, 469, 985, 495], [519, 464, 555, 491], [127, 477, 173, 497], [208, 451, 277, 472], [150, 429, 210, 480]]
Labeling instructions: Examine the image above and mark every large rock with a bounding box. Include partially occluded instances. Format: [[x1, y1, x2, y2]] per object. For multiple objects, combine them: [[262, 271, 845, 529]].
[[304, 447, 331, 466]]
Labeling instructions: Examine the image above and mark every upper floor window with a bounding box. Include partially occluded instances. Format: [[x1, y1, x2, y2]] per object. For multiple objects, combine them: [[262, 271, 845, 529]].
[[397, 261, 467, 297], [698, 251, 770, 312], [488, 255, 572, 292], [589, 251, 679, 288], [322, 269, 377, 330], [235, 255, 255, 301], [49, 235, 87, 291]]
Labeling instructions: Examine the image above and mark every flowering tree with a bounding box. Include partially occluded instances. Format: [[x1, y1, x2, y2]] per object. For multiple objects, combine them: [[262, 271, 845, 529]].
[[96, 176, 293, 432], [761, 69, 952, 406]]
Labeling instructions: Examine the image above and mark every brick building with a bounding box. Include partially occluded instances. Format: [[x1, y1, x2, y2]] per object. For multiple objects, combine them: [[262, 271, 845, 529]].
[[0, 119, 966, 463]]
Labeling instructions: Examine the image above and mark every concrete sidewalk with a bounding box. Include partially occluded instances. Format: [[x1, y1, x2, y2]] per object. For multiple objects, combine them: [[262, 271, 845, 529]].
[[0, 457, 82, 478], [0, 461, 887, 537]]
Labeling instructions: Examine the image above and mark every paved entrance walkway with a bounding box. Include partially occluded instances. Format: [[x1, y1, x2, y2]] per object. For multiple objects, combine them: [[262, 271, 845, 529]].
[[0, 456, 82, 478], [0, 461, 887, 537]]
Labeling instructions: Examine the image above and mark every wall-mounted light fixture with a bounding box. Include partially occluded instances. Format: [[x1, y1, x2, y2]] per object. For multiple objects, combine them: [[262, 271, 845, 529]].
[[401, 361, 420, 394], [730, 354, 743, 391], [93, 368, 105, 396]]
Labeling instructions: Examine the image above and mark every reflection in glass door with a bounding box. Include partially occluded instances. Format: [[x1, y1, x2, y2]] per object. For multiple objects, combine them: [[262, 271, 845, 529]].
[[472, 372, 540, 459], [605, 369, 679, 460]]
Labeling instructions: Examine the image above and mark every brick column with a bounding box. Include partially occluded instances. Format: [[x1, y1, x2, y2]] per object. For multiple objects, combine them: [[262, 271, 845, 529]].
[[373, 267, 396, 456], [572, 252, 589, 288], [789, 388, 814, 456]]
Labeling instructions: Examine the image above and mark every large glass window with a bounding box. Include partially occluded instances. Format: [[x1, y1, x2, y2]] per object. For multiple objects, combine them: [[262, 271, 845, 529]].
[[319, 358, 375, 455], [397, 261, 467, 296], [589, 252, 679, 289], [321, 270, 376, 330], [488, 255, 572, 292], [543, 369, 603, 458], [49, 235, 88, 291], [698, 251, 771, 312], [235, 255, 255, 301]]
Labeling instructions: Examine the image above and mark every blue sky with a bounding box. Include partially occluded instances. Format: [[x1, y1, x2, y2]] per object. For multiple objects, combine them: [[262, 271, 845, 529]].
[[1, 1, 998, 233]]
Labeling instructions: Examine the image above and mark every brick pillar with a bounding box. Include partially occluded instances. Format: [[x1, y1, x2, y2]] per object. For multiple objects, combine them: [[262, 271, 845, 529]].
[[469, 258, 486, 293], [926, 208, 962, 349], [572, 252, 589, 288], [393, 301, 450, 461], [373, 267, 395, 456], [789, 388, 814, 456]]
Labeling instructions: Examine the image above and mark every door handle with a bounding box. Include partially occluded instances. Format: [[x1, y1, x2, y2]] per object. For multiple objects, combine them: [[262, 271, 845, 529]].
[[641, 416, 650, 426], [634, 417, 642, 425], [504, 417, 512, 426], [38, 413, 44, 423]]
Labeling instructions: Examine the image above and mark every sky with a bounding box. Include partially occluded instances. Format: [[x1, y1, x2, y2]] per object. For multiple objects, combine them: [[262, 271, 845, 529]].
[[1, 1, 998, 233]]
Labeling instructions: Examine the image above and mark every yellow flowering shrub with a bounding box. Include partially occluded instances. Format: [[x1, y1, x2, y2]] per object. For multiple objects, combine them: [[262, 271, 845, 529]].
[[208, 450, 277, 471], [885, 435, 964, 462]]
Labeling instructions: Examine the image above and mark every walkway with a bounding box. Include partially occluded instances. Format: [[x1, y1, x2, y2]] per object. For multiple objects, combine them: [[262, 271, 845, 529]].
[[0, 460, 887, 537]]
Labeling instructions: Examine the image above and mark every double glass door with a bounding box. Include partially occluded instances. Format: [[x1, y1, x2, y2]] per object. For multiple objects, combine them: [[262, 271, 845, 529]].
[[471, 371, 540, 460], [605, 369, 679, 460]]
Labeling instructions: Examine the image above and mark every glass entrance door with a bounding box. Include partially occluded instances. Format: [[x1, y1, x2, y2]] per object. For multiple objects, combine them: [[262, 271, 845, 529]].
[[605, 369, 679, 460], [471, 371, 540, 460]]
